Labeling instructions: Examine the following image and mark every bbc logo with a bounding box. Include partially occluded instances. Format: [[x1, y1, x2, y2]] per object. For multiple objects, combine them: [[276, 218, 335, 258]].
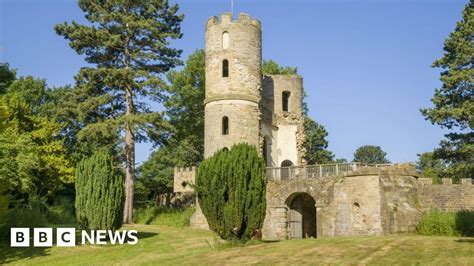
[[11, 228, 76, 247]]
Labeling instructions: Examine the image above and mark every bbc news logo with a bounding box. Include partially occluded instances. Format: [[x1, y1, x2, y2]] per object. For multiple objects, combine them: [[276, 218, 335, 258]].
[[11, 228, 138, 247]]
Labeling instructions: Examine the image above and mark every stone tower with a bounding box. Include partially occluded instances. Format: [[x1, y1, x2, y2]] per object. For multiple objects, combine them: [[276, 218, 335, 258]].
[[204, 13, 262, 157]]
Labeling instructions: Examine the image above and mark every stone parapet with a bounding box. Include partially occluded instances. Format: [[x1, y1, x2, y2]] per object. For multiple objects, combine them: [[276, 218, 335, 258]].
[[173, 167, 196, 193]]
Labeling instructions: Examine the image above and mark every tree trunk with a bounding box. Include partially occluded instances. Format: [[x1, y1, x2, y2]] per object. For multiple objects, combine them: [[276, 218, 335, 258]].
[[123, 85, 135, 224]]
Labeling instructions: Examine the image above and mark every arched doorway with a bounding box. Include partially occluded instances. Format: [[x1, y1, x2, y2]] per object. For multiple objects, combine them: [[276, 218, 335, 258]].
[[286, 193, 316, 239], [280, 160, 293, 180]]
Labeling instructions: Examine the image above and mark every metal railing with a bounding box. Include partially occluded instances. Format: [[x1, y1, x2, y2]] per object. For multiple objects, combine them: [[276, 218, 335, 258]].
[[266, 163, 393, 181]]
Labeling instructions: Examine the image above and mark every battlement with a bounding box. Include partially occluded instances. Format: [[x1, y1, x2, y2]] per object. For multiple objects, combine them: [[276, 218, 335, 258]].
[[416, 178, 473, 186], [206, 13, 261, 29], [173, 167, 196, 193]]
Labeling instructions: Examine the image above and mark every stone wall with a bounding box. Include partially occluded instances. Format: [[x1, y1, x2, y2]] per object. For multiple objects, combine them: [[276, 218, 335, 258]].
[[204, 13, 262, 157], [261, 75, 305, 166], [204, 101, 260, 156], [262, 166, 423, 240], [416, 178, 474, 212], [173, 167, 196, 193]]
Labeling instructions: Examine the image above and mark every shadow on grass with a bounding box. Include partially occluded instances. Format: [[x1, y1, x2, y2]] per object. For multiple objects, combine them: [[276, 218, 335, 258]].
[[0, 245, 51, 265], [455, 239, 474, 244], [136, 231, 159, 240]]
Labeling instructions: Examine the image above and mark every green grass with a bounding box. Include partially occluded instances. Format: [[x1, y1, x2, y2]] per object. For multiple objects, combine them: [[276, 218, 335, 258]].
[[1, 225, 473, 265], [133, 207, 195, 227], [417, 209, 474, 236]]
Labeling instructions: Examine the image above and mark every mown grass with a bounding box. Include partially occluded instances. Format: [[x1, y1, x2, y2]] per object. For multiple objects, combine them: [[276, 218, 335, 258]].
[[1, 224, 473, 265]]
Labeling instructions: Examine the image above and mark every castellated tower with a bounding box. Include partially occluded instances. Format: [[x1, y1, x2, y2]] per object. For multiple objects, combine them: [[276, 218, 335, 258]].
[[204, 13, 262, 157]]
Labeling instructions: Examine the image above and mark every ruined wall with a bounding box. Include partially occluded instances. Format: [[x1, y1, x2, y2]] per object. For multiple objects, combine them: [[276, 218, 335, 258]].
[[173, 167, 196, 193], [416, 178, 474, 212], [261, 75, 305, 166]]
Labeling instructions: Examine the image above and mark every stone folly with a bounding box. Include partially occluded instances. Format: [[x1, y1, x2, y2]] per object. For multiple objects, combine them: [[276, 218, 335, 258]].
[[173, 13, 474, 239]]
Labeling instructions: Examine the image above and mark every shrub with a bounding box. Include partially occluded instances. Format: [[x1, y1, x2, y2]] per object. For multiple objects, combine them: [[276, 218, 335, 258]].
[[46, 197, 76, 225], [455, 210, 474, 237], [75, 150, 124, 230], [133, 206, 195, 227], [417, 209, 474, 236], [417, 210, 458, 236], [196, 143, 267, 241]]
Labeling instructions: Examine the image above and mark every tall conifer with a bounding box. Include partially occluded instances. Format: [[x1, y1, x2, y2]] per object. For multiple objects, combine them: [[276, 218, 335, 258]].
[[56, 0, 184, 222]]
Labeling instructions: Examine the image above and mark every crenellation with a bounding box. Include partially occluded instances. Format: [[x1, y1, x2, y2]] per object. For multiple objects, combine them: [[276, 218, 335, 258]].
[[205, 13, 261, 29], [177, 11, 474, 239]]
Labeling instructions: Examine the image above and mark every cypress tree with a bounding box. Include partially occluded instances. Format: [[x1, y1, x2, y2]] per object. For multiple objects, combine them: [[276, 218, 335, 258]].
[[196, 143, 267, 241], [75, 150, 124, 230]]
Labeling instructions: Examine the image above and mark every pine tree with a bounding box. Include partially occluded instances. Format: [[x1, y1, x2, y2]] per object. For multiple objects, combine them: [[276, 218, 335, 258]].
[[196, 143, 266, 241], [75, 150, 124, 230], [420, 1, 473, 180], [55, 0, 184, 223]]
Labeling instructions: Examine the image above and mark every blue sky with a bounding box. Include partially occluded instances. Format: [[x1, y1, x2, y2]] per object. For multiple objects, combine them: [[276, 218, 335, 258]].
[[0, 0, 468, 164]]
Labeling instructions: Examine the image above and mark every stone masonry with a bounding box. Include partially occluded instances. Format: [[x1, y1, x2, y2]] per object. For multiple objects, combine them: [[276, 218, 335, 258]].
[[173, 12, 474, 238]]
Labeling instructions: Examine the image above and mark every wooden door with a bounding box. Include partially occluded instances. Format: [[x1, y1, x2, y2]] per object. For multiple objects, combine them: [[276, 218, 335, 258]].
[[289, 200, 303, 239]]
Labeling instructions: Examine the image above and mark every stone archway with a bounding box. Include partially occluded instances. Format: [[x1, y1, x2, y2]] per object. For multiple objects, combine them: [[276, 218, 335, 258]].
[[286, 192, 317, 239]]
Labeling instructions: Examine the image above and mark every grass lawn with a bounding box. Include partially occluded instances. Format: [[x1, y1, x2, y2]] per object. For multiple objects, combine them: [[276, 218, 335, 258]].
[[1, 224, 473, 265]]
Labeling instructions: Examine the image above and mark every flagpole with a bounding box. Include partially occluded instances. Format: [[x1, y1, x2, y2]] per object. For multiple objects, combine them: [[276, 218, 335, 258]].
[[231, 0, 234, 17]]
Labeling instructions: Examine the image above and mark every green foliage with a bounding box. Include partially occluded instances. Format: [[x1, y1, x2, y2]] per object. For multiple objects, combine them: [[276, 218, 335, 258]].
[[0, 179, 10, 229], [54, 0, 183, 146], [0, 63, 15, 94], [455, 210, 474, 236], [164, 49, 205, 164], [353, 145, 390, 164], [420, 1, 473, 180], [56, 0, 184, 222], [304, 116, 334, 164], [196, 143, 267, 241], [134, 206, 195, 227], [417, 209, 474, 237], [0, 75, 74, 200], [137, 50, 206, 203], [46, 197, 77, 225], [262, 59, 298, 75], [75, 150, 124, 230], [416, 152, 446, 183]]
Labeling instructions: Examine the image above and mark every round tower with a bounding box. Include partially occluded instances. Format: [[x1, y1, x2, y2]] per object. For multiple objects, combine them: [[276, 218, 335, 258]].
[[204, 13, 262, 157]]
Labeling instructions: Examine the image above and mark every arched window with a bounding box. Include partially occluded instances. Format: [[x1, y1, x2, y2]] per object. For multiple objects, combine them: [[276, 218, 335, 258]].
[[280, 160, 293, 180], [222, 59, 229, 77], [222, 116, 229, 135], [282, 91, 290, 112], [281, 160, 294, 167], [222, 31, 229, 49]]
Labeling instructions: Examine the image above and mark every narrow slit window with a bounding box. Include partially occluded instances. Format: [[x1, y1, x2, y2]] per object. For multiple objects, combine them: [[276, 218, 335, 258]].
[[222, 31, 229, 49], [222, 60, 229, 77], [222, 116, 229, 135], [282, 91, 290, 112]]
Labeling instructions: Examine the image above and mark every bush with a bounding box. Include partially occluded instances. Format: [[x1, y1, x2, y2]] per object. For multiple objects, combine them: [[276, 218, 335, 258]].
[[75, 150, 124, 230], [455, 210, 474, 237], [196, 143, 267, 241], [133, 206, 195, 227], [46, 197, 76, 225], [417, 209, 474, 236], [134, 206, 160, 225]]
